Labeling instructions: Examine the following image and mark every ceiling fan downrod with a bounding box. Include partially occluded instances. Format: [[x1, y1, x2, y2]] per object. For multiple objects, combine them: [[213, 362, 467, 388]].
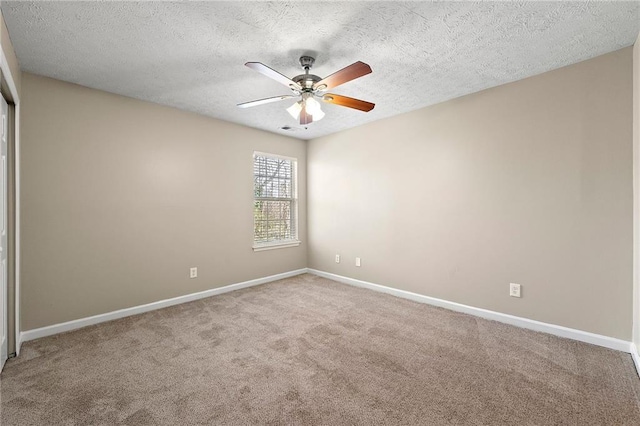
[[293, 56, 321, 91]]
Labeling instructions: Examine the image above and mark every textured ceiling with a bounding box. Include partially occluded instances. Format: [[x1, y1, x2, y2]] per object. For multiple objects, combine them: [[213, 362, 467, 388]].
[[2, 1, 639, 140]]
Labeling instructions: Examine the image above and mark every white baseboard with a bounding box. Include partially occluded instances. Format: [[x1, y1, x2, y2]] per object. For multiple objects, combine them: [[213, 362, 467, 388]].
[[19, 267, 638, 367], [20, 268, 308, 343], [308, 269, 632, 354], [631, 343, 640, 377]]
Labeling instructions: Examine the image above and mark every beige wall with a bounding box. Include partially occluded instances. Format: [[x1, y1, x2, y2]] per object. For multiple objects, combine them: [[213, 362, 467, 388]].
[[1, 8, 21, 97], [17, 47, 637, 341], [20, 73, 307, 330], [308, 48, 633, 340]]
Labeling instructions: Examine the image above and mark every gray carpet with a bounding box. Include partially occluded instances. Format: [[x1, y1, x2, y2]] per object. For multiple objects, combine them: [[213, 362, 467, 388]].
[[1, 273, 639, 425]]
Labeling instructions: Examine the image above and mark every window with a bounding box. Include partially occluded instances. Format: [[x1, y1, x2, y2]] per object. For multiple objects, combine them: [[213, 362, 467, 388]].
[[253, 152, 299, 250]]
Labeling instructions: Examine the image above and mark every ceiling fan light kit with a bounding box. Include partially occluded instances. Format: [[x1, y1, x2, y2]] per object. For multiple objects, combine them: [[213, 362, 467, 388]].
[[238, 55, 375, 125]]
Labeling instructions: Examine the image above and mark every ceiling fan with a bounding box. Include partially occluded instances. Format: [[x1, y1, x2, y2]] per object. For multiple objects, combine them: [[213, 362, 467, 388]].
[[238, 56, 375, 125]]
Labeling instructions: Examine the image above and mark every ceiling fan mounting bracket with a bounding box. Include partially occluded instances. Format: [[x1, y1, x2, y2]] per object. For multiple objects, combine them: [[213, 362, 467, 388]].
[[299, 55, 315, 71]]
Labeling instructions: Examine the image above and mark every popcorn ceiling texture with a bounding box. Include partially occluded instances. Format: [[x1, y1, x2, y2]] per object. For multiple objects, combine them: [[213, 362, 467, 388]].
[[2, 1, 639, 140]]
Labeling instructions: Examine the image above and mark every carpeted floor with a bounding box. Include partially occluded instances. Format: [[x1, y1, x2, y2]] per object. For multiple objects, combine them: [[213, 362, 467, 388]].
[[1, 273, 639, 425]]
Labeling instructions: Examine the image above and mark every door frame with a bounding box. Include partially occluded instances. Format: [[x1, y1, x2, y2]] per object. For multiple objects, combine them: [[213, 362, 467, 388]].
[[1, 46, 21, 356], [1, 94, 6, 368]]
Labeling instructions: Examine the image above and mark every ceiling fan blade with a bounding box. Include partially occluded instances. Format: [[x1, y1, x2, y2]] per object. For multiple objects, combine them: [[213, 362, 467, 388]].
[[322, 94, 375, 112], [237, 95, 296, 108], [299, 104, 313, 125], [245, 62, 303, 91], [313, 61, 372, 91]]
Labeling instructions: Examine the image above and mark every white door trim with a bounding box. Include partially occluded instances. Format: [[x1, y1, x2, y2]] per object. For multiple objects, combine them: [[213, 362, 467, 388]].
[[0, 94, 6, 369], [1, 45, 21, 356], [632, 37, 640, 380]]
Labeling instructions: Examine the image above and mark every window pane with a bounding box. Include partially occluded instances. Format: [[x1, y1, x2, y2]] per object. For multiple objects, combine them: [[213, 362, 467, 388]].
[[253, 154, 297, 245], [253, 201, 294, 242], [262, 201, 288, 220], [254, 220, 266, 243], [254, 156, 292, 198]]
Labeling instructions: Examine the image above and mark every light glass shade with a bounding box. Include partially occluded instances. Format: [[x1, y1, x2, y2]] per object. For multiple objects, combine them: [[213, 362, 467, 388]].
[[286, 97, 324, 122], [311, 108, 325, 121], [305, 97, 321, 114], [287, 101, 302, 119]]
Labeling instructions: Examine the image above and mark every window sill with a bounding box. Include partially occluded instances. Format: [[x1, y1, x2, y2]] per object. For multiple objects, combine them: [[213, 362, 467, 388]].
[[253, 241, 301, 252]]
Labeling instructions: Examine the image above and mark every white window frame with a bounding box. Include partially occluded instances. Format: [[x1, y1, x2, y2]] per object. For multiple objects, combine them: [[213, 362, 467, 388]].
[[252, 151, 300, 251]]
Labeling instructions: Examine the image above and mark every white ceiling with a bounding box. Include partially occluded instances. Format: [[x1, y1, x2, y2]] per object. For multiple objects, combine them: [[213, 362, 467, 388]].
[[2, 1, 639, 140]]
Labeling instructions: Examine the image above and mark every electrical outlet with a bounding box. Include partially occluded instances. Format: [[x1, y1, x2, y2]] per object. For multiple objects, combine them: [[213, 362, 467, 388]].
[[335, 254, 340, 263], [190, 267, 198, 279], [509, 283, 521, 298], [355, 257, 361, 267]]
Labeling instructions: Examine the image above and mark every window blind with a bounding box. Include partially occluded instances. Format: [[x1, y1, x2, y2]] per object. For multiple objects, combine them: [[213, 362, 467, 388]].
[[253, 153, 297, 245]]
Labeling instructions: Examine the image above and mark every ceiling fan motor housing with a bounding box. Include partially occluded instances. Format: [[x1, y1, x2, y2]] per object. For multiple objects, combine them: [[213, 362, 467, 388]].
[[292, 74, 321, 91]]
